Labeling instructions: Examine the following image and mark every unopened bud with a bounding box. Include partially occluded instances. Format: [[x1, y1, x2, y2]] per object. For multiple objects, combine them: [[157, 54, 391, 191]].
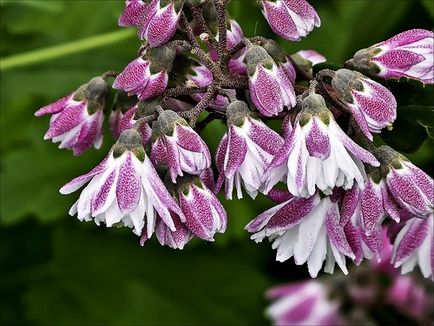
[[158, 110, 188, 135], [226, 100, 250, 126], [245, 45, 275, 76], [144, 45, 177, 74]]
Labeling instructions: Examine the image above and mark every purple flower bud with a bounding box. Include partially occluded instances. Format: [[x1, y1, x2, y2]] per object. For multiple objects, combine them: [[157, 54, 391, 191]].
[[263, 94, 379, 198], [178, 177, 227, 241], [260, 0, 320, 41], [391, 212, 433, 279], [151, 110, 211, 183], [35, 77, 109, 155], [120, 0, 184, 47], [296, 49, 326, 66], [216, 101, 284, 199], [377, 146, 434, 217], [59, 129, 184, 237], [266, 281, 343, 325], [246, 193, 356, 277], [331, 69, 397, 140], [246, 45, 296, 116], [347, 29, 434, 84], [113, 46, 176, 100]]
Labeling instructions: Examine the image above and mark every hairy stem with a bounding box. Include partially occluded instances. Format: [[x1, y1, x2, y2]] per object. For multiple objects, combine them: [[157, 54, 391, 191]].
[[180, 12, 200, 48]]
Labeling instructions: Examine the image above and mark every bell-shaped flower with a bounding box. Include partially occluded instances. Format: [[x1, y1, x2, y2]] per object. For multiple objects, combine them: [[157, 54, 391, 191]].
[[177, 176, 227, 241], [261, 39, 297, 84], [391, 212, 433, 279], [246, 45, 296, 116], [331, 69, 397, 139], [113, 46, 176, 100], [260, 0, 320, 41], [119, 0, 184, 47], [109, 91, 138, 138], [377, 146, 434, 217], [246, 192, 356, 277], [265, 281, 343, 326], [347, 29, 434, 84], [151, 110, 211, 183], [216, 101, 284, 199], [263, 94, 379, 198], [35, 77, 109, 155], [60, 129, 184, 237]]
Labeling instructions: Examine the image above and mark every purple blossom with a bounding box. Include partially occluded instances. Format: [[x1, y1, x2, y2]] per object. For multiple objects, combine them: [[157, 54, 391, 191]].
[[266, 281, 343, 326], [331, 69, 397, 140], [348, 29, 434, 84], [60, 129, 183, 237], [178, 177, 227, 241], [113, 46, 176, 100], [109, 104, 152, 144], [391, 212, 433, 279], [246, 45, 296, 116], [216, 101, 284, 199], [119, 0, 183, 47], [378, 146, 434, 217], [263, 94, 379, 198], [246, 192, 357, 277], [35, 77, 109, 155], [151, 110, 211, 183], [260, 0, 320, 41]]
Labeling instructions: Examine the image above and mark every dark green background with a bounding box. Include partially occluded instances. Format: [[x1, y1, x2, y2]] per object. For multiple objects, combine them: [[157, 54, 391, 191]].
[[1, 1, 433, 325]]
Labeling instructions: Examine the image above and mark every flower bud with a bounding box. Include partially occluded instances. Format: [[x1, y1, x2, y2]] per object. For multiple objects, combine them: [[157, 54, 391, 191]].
[[246, 45, 295, 116], [331, 69, 397, 139], [260, 0, 320, 41], [347, 29, 434, 84], [113, 46, 175, 101]]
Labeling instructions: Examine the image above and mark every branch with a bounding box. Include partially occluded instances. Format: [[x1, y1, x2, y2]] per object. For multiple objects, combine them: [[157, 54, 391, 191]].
[[180, 12, 200, 48], [214, 0, 227, 62], [179, 86, 217, 126], [186, 2, 219, 50]]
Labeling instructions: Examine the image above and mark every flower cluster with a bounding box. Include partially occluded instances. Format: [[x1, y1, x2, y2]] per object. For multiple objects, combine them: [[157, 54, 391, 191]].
[[36, 0, 433, 282]]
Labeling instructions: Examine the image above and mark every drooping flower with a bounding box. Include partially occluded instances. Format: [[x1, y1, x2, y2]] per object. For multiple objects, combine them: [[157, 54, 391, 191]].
[[216, 101, 284, 199], [377, 145, 434, 217], [35, 77, 109, 155], [347, 29, 434, 84], [246, 192, 356, 277], [266, 281, 343, 326], [263, 93, 379, 198], [261, 39, 297, 84], [391, 212, 433, 279], [109, 91, 138, 138], [295, 49, 326, 66], [260, 0, 320, 41], [151, 110, 211, 183], [60, 129, 184, 237], [331, 69, 397, 139], [119, 0, 184, 47], [246, 45, 296, 116], [177, 176, 227, 241], [113, 46, 176, 100]]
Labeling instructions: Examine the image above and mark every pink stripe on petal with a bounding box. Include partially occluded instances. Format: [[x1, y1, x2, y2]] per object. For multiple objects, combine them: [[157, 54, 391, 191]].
[[325, 204, 355, 259], [138, 70, 168, 100], [145, 4, 180, 47], [116, 154, 141, 213], [394, 218, 429, 266], [224, 127, 247, 177], [35, 93, 73, 116], [113, 58, 150, 94], [44, 102, 86, 139], [91, 169, 117, 215], [248, 118, 284, 155]]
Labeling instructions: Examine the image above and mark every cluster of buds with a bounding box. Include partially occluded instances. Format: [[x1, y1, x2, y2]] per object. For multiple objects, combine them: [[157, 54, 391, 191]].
[[36, 0, 433, 283]]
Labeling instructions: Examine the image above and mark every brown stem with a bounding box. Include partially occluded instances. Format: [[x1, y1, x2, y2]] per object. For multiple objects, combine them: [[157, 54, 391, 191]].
[[179, 86, 217, 126], [180, 12, 200, 48], [163, 86, 208, 100], [214, 0, 227, 62], [102, 71, 119, 80], [187, 2, 219, 50], [217, 88, 237, 102]]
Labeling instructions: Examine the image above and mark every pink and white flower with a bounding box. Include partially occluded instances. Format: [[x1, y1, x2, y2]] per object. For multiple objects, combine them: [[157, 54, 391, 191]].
[[246, 45, 296, 116], [113, 46, 176, 101], [348, 29, 434, 84], [60, 129, 183, 237], [296, 49, 326, 66], [178, 177, 227, 241], [109, 104, 152, 144], [216, 101, 284, 199], [391, 212, 433, 279], [35, 77, 109, 155], [266, 281, 343, 326], [260, 0, 320, 41], [246, 193, 356, 277], [263, 94, 379, 198], [151, 110, 211, 183], [331, 69, 397, 140], [119, 0, 183, 47], [377, 146, 434, 217]]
